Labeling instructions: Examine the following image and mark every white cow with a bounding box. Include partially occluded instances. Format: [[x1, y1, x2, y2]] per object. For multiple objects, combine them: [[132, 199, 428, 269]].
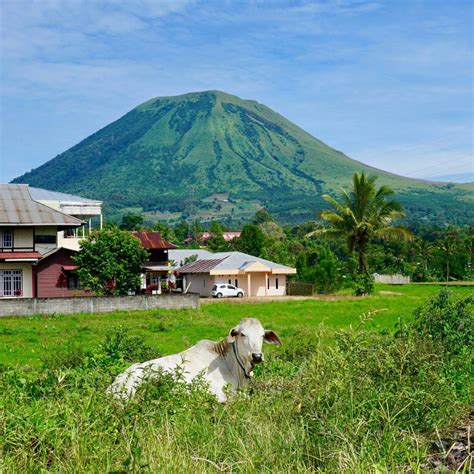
[[108, 318, 282, 402]]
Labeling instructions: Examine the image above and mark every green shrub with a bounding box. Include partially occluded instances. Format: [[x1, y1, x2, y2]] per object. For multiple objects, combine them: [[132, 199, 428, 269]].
[[353, 273, 375, 295]]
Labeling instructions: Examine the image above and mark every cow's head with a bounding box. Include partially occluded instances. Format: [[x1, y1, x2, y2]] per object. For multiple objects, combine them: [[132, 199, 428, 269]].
[[229, 318, 281, 366]]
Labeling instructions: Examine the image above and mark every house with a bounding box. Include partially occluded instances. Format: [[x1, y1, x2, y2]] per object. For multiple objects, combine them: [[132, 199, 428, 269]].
[[132, 231, 178, 293], [34, 247, 87, 297], [28, 186, 103, 250], [0, 184, 83, 298], [177, 251, 296, 297], [183, 231, 241, 245]]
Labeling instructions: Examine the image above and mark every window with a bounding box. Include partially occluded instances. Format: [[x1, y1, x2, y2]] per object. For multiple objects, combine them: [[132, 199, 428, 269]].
[[227, 285, 235, 289], [0, 269, 22, 297], [67, 273, 81, 290], [228, 279, 231, 285], [203, 280, 206, 287], [235, 279, 238, 287], [267, 277, 270, 290], [276, 278, 279, 290], [34, 235, 56, 244], [1, 229, 13, 248]]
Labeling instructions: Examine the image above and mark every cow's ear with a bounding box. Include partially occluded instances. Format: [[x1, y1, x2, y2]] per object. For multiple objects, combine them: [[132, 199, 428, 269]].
[[264, 330, 282, 346], [229, 327, 240, 340]]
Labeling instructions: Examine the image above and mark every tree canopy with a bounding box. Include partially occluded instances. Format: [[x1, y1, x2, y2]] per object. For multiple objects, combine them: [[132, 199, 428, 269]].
[[314, 172, 413, 274], [73, 227, 149, 296]]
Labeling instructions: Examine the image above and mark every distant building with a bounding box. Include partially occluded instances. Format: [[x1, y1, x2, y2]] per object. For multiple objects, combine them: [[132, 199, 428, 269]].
[[183, 231, 241, 245], [132, 231, 178, 294], [177, 251, 296, 297]]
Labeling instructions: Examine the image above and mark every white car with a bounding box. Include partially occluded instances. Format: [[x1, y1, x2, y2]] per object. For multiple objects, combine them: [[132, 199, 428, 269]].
[[211, 283, 245, 298]]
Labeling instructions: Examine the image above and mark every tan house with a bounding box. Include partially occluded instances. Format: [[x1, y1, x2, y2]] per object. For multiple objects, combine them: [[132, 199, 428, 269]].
[[177, 251, 296, 297], [0, 184, 83, 298]]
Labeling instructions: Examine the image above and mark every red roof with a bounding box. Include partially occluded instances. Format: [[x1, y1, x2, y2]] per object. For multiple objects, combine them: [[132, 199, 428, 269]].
[[62, 265, 79, 271], [0, 251, 42, 260], [131, 232, 177, 250]]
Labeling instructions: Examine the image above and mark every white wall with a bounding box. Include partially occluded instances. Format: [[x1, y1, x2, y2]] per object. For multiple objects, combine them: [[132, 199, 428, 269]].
[[186, 273, 215, 296], [0, 262, 33, 298]]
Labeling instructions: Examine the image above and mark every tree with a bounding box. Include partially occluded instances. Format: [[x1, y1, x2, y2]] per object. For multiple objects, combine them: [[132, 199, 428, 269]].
[[120, 213, 144, 231], [252, 208, 274, 225], [73, 227, 149, 296], [313, 172, 413, 274], [207, 220, 229, 251], [234, 224, 265, 257], [435, 228, 462, 281]]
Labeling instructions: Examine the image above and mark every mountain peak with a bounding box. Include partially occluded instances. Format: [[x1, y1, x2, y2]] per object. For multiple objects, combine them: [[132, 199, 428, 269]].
[[12, 92, 473, 224]]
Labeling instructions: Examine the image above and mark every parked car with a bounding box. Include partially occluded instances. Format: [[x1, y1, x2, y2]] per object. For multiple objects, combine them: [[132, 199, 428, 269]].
[[211, 284, 245, 298]]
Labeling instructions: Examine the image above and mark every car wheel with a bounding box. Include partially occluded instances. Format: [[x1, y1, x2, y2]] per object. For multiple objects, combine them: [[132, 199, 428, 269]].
[[217, 292, 223, 298], [237, 292, 243, 298]]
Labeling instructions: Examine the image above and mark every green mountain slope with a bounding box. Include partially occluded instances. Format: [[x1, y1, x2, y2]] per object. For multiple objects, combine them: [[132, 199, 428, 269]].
[[12, 91, 473, 224]]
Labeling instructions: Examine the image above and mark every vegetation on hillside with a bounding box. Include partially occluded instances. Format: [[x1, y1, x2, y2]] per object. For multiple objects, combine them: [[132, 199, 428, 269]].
[[1, 290, 472, 471], [12, 90, 474, 225]]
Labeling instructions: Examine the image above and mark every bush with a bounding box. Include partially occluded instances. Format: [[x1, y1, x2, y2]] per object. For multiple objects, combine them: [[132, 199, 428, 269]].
[[353, 273, 374, 295]]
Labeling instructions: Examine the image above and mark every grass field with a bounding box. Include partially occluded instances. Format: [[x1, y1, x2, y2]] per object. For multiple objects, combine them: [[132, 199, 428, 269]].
[[1, 284, 472, 472], [1, 284, 472, 368]]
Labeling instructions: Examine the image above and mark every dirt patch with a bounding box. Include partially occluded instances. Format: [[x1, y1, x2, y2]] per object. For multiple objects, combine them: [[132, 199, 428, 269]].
[[424, 413, 473, 472], [379, 290, 403, 296]]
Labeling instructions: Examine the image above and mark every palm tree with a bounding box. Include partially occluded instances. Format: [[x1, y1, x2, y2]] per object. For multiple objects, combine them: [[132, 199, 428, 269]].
[[311, 172, 414, 274]]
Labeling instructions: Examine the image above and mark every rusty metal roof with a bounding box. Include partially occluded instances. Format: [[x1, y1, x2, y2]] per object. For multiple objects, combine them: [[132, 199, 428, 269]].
[[0, 184, 83, 227], [0, 251, 42, 260], [131, 231, 177, 249], [176, 258, 226, 274]]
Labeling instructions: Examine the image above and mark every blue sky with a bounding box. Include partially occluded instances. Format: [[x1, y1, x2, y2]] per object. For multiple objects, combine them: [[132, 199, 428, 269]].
[[1, 0, 472, 182]]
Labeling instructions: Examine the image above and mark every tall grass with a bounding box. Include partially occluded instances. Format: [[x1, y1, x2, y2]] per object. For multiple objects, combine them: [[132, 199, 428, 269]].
[[1, 290, 472, 472]]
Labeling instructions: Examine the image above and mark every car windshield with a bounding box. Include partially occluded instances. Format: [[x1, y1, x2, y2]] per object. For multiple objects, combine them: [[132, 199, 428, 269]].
[[212, 285, 217, 291]]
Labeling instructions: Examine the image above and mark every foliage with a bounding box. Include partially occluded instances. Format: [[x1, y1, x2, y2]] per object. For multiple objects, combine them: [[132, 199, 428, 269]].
[[206, 220, 230, 251], [233, 224, 265, 257], [73, 227, 149, 295], [120, 213, 144, 231], [295, 244, 342, 293], [353, 273, 375, 296], [0, 291, 472, 472], [315, 172, 413, 274], [412, 288, 473, 358]]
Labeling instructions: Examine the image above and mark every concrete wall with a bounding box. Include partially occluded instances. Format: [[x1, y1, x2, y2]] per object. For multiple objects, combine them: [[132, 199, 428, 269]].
[[373, 273, 411, 284], [0, 292, 200, 317]]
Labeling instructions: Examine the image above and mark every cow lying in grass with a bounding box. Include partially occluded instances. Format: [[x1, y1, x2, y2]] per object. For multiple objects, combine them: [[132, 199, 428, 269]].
[[108, 318, 282, 402]]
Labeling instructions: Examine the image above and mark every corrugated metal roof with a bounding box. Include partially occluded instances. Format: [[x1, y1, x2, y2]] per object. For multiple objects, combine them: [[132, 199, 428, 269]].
[[0, 184, 84, 227], [169, 249, 214, 267], [177, 258, 225, 274], [0, 251, 42, 260], [132, 231, 177, 249], [211, 251, 295, 272], [29, 187, 102, 204]]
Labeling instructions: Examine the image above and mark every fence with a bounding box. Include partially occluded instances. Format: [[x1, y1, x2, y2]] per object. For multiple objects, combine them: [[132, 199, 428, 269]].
[[287, 281, 314, 296], [373, 273, 411, 284], [0, 292, 200, 318]]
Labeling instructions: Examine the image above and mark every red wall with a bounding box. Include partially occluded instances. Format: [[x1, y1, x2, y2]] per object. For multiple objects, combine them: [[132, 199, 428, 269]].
[[36, 248, 87, 298]]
